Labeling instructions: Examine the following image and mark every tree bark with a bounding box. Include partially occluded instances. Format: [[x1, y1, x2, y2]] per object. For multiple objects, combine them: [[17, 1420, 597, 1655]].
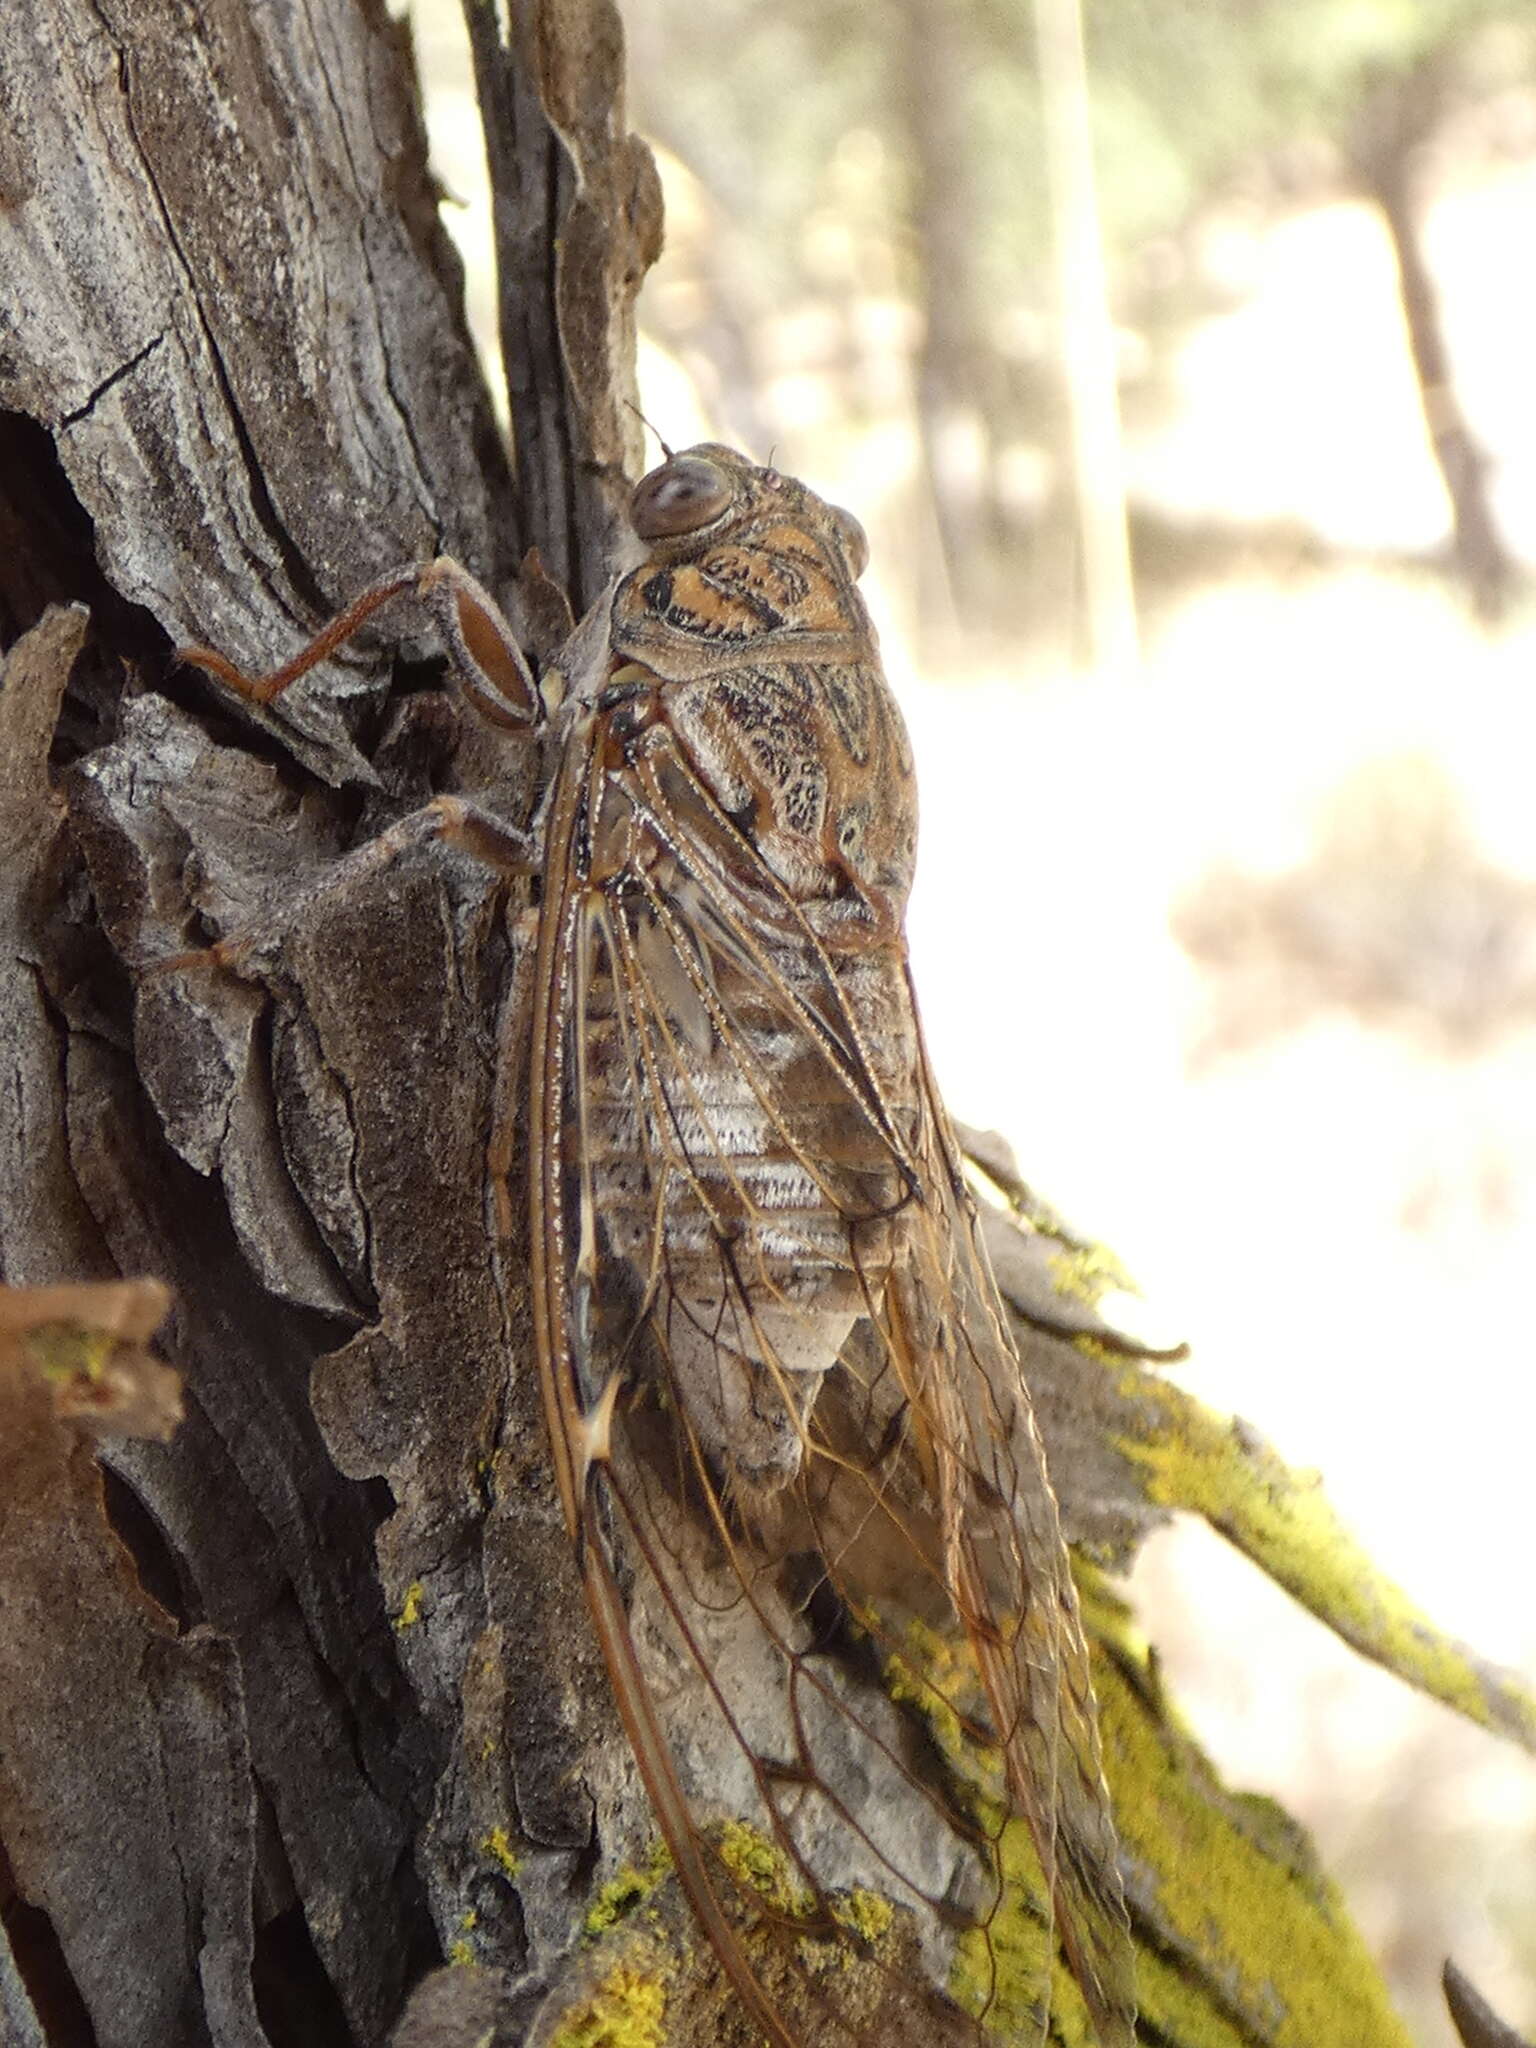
[[0, 3, 658, 2043]]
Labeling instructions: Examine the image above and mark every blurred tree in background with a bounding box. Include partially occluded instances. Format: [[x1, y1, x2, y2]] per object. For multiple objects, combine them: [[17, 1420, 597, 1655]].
[[622, 0, 1534, 646]]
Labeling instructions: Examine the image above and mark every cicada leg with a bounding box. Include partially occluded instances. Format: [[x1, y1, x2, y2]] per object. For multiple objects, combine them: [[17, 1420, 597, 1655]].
[[142, 794, 538, 983], [157, 544, 552, 976], [177, 555, 542, 732]]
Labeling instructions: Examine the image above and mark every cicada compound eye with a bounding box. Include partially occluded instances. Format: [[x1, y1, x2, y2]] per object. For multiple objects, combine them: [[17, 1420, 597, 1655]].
[[631, 454, 733, 540], [832, 507, 869, 580]]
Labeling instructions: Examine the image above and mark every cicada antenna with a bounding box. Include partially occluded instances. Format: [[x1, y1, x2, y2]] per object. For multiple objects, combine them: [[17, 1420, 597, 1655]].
[[624, 399, 674, 461]]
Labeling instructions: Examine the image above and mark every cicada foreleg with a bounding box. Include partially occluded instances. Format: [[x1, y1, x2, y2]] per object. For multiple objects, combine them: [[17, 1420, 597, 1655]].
[[154, 549, 554, 980], [177, 554, 543, 733]]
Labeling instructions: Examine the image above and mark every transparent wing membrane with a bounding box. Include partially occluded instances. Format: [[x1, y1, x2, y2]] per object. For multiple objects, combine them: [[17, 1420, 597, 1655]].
[[531, 719, 1136, 2047]]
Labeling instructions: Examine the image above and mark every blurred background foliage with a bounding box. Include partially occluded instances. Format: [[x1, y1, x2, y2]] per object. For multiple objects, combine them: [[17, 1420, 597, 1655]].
[[415, 3, 1536, 2043], [623, 0, 1534, 647]]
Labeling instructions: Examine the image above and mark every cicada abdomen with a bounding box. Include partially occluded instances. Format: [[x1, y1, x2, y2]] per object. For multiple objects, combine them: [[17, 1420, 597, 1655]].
[[579, 895, 920, 1489], [531, 446, 1138, 2047]]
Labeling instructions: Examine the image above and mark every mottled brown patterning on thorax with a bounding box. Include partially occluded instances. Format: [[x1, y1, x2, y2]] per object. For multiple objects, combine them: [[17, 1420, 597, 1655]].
[[609, 448, 916, 933]]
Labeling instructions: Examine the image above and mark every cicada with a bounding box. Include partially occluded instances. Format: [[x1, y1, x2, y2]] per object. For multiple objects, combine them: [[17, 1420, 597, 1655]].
[[183, 445, 1136, 2046]]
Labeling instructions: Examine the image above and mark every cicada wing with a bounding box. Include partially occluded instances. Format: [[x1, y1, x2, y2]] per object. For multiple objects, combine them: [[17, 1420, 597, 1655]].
[[778, 1083, 1137, 2045], [893, 1040, 1137, 2046], [528, 716, 819, 2048], [530, 713, 1134, 2045]]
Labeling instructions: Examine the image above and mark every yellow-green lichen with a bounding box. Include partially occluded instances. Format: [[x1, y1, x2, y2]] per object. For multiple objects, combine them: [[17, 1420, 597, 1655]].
[[880, 1615, 974, 1771], [830, 1888, 894, 1944], [481, 1825, 522, 1880], [883, 1571, 1414, 2047], [547, 1960, 668, 2048], [939, 1563, 1418, 2045], [1071, 1555, 1151, 1662], [459, 1910, 479, 1931], [1072, 1333, 1122, 1370], [1116, 1370, 1536, 1754], [393, 1580, 425, 1632], [447, 1938, 475, 1967], [716, 1819, 814, 1920], [583, 1843, 673, 1937], [1128, 1944, 1254, 2048], [1046, 1242, 1133, 1307], [23, 1320, 115, 1384], [945, 1796, 1064, 2040], [794, 1885, 902, 1979], [873, 1620, 1063, 2035], [1090, 1599, 1416, 2048]]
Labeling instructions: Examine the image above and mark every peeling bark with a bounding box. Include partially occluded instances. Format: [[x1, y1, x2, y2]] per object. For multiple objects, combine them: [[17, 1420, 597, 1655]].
[[0, 3, 656, 2041], [461, 0, 663, 610]]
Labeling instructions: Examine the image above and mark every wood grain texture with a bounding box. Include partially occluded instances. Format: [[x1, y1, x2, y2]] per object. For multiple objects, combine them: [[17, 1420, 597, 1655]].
[[0, 0, 513, 779], [462, 0, 664, 611], [0, 2, 654, 2040]]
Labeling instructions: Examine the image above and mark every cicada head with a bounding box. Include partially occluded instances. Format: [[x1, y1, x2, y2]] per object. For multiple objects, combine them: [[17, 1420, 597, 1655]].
[[629, 443, 869, 586]]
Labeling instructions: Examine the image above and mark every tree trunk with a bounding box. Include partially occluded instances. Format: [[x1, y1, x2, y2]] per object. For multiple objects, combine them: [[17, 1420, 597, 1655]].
[[1030, 0, 1138, 675], [891, 0, 978, 645], [1351, 51, 1519, 625], [0, 4, 657, 2043]]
